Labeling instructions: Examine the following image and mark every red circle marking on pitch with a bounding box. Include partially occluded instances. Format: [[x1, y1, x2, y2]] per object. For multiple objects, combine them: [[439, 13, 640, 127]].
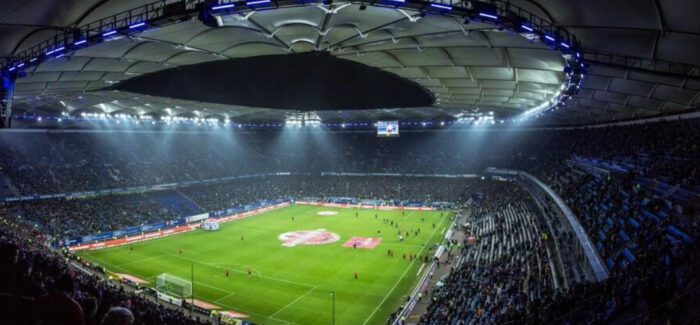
[[278, 229, 340, 247]]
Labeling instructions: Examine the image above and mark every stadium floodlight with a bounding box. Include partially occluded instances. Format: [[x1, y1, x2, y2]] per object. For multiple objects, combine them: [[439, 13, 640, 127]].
[[247, 0, 270, 5], [102, 30, 117, 37], [29, 57, 37, 62], [544, 35, 555, 42], [129, 22, 146, 29], [520, 24, 534, 32], [430, 3, 452, 10], [560, 42, 571, 48], [212, 3, 235, 10], [478, 12, 498, 20], [74, 39, 87, 46]]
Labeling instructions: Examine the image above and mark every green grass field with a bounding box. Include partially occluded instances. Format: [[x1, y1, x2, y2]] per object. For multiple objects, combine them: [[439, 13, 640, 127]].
[[77, 204, 452, 325]]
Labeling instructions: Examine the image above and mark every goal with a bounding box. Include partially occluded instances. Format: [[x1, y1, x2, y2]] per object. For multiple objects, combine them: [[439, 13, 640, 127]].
[[156, 273, 192, 298]]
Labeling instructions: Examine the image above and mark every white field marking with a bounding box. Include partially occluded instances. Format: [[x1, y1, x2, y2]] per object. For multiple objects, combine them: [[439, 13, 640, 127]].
[[86, 254, 231, 296], [214, 291, 236, 303], [215, 301, 299, 325], [116, 252, 172, 268], [362, 212, 449, 325], [214, 263, 262, 277], [441, 227, 446, 234], [363, 259, 417, 325], [168, 254, 316, 289], [269, 286, 317, 318], [416, 263, 425, 276], [191, 279, 233, 295]]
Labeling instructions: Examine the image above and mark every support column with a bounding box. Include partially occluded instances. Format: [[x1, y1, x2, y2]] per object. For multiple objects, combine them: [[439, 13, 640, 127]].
[[0, 73, 15, 129]]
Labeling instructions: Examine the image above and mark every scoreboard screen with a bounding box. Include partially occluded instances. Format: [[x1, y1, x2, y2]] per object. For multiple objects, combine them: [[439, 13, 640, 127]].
[[377, 121, 399, 137]]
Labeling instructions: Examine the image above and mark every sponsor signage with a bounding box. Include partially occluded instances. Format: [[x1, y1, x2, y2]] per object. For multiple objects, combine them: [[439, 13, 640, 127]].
[[65, 201, 290, 251]]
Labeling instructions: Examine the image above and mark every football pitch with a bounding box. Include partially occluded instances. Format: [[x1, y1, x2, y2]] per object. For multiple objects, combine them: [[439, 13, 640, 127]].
[[76, 204, 453, 325]]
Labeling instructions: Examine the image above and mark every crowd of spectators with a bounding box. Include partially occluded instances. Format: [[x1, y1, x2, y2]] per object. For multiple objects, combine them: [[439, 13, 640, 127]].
[[0, 214, 211, 325], [416, 119, 700, 324], [0, 117, 698, 324], [6, 176, 472, 240], [9, 194, 179, 239], [420, 181, 557, 324]]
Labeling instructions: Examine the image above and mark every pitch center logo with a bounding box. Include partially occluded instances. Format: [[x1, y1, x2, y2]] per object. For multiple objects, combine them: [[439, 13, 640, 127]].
[[278, 229, 340, 247]]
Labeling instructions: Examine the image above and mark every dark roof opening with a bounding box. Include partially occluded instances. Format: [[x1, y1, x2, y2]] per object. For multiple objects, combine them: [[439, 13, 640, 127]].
[[114, 52, 434, 110]]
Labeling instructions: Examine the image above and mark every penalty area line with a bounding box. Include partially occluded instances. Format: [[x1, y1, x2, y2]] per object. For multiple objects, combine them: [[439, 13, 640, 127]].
[[215, 301, 300, 325], [214, 291, 236, 303], [269, 286, 317, 318], [168, 254, 316, 289]]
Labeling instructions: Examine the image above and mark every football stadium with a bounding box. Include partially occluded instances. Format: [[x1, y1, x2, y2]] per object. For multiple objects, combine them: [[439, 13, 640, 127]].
[[0, 1, 699, 325]]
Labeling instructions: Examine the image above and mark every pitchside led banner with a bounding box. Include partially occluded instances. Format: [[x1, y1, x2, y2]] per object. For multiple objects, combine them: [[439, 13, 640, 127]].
[[377, 121, 399, 137]]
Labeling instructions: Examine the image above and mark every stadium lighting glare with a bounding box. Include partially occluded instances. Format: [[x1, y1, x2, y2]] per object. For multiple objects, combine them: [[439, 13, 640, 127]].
[[212, 3, 235, 10], [430, 3, 453, 10], [478, 12, 498, 20], [544, 35, 555, 42], [30, 57, 37, 62], [129, 22, 146, 29], [560, 42, 571, 48], [386, 0, 406, 2], [37, 116, 42, 121], [74, 39, 87, 46], [102, 30, 117, 37], [17, 63, 24, 68]]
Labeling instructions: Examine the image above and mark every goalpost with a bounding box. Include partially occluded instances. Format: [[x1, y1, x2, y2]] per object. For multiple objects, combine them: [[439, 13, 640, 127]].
[[156, 273, 192, 298]]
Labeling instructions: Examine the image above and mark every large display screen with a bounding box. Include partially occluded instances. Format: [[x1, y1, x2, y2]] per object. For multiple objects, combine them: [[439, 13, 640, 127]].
[[377, 121, 399, 137]]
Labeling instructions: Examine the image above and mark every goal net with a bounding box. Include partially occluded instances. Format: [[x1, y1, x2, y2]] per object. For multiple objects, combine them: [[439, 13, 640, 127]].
[[156, 273, 192, 298]]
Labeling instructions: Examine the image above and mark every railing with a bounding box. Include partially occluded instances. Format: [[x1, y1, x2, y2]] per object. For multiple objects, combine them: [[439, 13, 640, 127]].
[[520, 171, 609, 281]]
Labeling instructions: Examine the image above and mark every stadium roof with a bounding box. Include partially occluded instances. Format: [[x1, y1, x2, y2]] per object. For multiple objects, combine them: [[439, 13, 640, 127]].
[[1, 0, 699, 125]]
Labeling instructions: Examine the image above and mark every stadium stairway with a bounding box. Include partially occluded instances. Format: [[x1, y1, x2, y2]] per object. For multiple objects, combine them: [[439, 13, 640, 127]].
[[0, 171, 19, 197], [146, 190, 203, 217]]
